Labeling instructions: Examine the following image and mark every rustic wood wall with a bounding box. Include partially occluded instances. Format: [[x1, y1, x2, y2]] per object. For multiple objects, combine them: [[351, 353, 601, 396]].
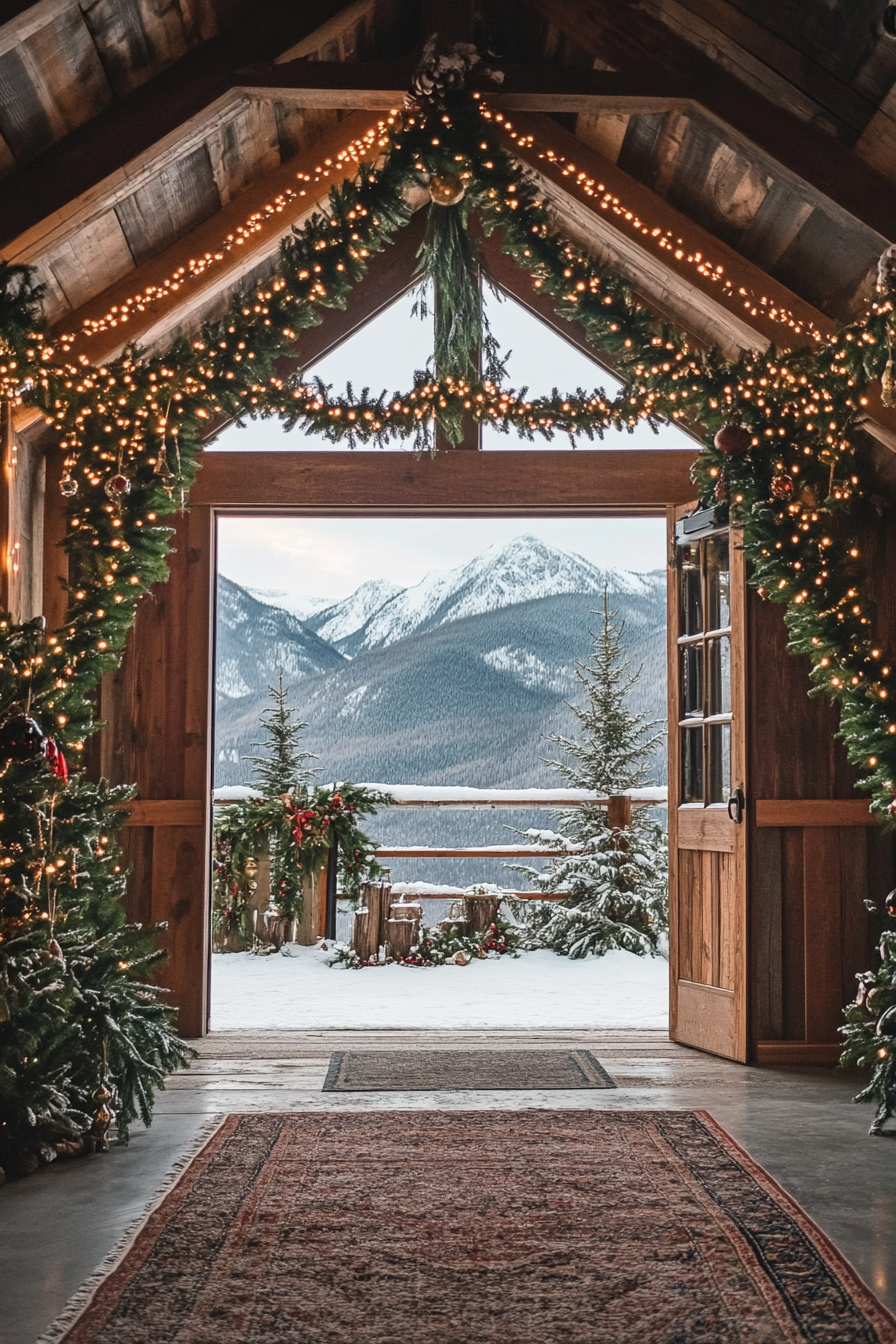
[[90, 505, 215, 1039], [748, 466, 896, 1063]]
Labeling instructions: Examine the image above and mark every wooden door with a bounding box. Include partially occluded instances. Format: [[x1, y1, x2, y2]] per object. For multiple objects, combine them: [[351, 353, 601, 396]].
[[667, 507, 748, 1061]]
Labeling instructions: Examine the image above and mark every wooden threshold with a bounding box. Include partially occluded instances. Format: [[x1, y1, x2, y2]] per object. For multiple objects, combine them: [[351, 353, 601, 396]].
[[755, 1042, 843, 1066]]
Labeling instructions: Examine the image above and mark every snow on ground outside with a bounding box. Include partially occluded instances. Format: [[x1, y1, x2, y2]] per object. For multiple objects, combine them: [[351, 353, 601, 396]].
[[210, 945, 669, 1031]]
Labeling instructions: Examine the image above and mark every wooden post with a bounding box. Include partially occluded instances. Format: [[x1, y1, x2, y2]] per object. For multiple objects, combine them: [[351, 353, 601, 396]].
[[324, 841, 338, 942], [607, 794, 632, 851]]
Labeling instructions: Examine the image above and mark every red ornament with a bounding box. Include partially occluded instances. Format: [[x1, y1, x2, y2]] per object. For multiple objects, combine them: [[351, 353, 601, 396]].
[[885, 887, 896, 918], [43, 738, 68, 783], [770, 474, 793, 499], [713, 425, 752, 457], [104, 474, 131, 501]]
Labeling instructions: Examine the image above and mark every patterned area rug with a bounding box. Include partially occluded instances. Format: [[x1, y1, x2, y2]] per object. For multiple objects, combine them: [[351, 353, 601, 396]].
[[322, 1048, 616, 1090], [44, 1111, 896, 1344]]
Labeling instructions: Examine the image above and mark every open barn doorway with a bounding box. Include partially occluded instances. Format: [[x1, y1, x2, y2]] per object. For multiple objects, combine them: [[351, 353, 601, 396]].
[[204, 285, 682, 1033]]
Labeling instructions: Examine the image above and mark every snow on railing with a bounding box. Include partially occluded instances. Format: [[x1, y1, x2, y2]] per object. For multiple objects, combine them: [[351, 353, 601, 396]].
[[211, 783, 668, 807]]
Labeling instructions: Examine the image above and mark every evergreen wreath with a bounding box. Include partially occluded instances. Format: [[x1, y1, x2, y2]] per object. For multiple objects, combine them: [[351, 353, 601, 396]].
[[2, 54, 896, 1145]]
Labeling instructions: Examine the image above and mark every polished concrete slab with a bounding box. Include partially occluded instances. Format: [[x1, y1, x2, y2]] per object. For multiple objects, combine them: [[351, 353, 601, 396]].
[[1, 1029, 894, 1344]]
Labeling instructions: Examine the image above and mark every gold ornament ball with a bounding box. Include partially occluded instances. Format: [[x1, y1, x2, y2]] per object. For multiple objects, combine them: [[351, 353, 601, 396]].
[[429, 173, 465, 206]]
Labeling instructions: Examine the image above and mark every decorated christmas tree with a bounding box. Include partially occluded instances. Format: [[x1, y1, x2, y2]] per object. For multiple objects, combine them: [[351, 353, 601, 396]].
[[0, 623, 190, 1178], [841, 891, 896, 1135], [512, 587, 668, 957]]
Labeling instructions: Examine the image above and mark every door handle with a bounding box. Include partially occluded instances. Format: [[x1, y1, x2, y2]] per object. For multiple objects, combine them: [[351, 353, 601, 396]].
[[727, 787, 745, 824]]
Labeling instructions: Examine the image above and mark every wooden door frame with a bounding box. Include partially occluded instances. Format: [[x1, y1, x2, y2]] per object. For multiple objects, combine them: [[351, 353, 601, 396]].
[[133, 447, 695, 1035]]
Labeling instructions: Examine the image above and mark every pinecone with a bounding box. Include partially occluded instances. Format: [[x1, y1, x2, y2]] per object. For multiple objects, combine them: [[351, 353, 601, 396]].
[[410, 37, 481, 107]]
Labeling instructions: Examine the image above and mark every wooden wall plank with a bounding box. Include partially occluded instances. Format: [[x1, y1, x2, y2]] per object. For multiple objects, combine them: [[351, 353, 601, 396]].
[[149, 825, 207, 1038], [751, 826, 783, 1038], [115, 144, 220, 267], [781, 826, 805, 1040], [718, 851, 737, 991], [803, 826, 843, 1042], [40, 210, 135, 314]]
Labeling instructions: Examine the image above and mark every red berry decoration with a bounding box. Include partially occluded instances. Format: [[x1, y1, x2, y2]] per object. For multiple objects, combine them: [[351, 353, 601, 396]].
[[770, 474, 793, 499], [713, 424, 752, 457]]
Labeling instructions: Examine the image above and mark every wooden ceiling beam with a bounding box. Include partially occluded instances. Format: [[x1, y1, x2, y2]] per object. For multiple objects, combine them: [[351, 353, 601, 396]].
[[504, 112, 896, 451], [237, 60, 681, 115], [46, 110, 383, 369], [0, 0, 354, 247], [534, 0, 896, 245], [191, 447, 696, 510]]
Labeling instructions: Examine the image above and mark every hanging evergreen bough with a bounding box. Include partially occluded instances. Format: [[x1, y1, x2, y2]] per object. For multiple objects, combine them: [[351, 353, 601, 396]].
[[2, 66, 896, 1146]]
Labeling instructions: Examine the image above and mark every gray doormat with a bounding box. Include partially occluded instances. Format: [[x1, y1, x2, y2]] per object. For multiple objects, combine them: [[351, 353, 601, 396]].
[[322, 1049, 616, 1091]]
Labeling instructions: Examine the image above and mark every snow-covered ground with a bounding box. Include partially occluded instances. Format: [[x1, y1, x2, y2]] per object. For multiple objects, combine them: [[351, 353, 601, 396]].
[[210, 944, 669, 1032]]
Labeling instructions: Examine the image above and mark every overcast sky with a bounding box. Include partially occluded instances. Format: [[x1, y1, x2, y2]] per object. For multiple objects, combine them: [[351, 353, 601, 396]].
[[218, 517, 667, 609], [214, 287, 677, 606]]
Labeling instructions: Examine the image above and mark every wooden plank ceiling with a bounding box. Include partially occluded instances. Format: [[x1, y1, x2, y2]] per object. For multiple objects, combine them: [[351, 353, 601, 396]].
[[2, 0, 895, 385]]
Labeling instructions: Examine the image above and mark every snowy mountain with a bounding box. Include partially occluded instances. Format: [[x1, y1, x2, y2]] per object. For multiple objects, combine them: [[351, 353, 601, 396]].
[[310, 578, 404, 648], [246, 587, 333, 621], [305, 534, 663, 656], [216, 576, 345, 704], [215, 585, 667, 789]]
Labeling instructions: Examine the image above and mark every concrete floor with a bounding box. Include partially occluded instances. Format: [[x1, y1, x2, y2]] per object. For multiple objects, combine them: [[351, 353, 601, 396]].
[[1, 1028, 894, 1344]]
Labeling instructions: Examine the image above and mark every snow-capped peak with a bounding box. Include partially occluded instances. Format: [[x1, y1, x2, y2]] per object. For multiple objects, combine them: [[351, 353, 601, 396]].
[[338, 534, 663, 655], [308, 577, 405, 646]]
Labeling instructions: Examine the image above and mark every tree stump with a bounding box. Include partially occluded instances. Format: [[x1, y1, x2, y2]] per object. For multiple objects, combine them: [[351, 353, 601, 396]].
[[385, 917, 417, 961], [361, 877, 393, 951], [351, 907, 377, 961], [464, 894, 501, 933]]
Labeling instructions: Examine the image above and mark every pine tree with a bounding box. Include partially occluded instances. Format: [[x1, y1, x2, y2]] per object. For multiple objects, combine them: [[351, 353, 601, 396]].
[[840, 895, 896, 1135], [242, 670, 318, 803], [512, 587, 669, 958]]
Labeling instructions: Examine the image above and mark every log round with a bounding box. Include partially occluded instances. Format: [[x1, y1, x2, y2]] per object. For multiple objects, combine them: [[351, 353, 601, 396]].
[[385, 917, 419, 961]]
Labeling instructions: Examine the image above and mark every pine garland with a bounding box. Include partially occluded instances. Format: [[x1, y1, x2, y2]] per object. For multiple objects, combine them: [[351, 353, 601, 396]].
[[2, 77, 896, 1144]]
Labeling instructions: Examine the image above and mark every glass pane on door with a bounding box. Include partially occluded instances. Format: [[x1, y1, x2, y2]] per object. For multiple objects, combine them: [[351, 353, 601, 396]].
[[706, 636, 731, 716], [681, 644, 703, 718], [680, 546, 702, 636], [707, 723, 731, 804], [706, 534, 730, 631], [681, 726, 703, 802]]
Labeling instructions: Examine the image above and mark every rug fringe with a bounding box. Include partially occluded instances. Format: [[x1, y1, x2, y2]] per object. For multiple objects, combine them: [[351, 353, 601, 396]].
[[35, 1114, 226, 1344]]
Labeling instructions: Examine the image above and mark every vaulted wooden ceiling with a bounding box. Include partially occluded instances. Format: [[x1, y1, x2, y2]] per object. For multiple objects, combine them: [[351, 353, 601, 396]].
[[3, 0, 895, 417]]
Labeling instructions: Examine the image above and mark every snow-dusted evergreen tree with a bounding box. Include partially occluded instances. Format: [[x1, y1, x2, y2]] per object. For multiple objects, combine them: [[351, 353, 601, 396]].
[[512, 586, 668, 957], [243, 669, 318, 803]]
